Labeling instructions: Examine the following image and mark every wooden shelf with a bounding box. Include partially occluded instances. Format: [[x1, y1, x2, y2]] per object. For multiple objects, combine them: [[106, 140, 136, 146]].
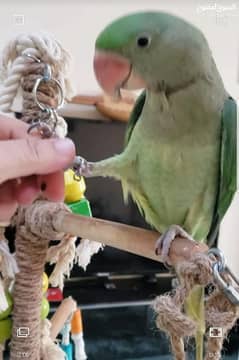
[[61, 91, 136, 122], [59, 103, 109, 121]]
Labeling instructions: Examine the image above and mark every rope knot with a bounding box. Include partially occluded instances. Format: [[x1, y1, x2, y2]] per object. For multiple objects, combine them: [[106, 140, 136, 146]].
[[153, 294, 196, 337], [14, 200, 69, 241], [177, 252, 213, 289]]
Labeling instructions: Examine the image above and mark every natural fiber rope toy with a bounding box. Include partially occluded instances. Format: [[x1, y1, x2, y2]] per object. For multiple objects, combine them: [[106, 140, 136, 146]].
[[0, 33, 101, 359]]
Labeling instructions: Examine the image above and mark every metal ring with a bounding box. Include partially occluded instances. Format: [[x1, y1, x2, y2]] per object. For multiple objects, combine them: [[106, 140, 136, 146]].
[[212, 262, 239, 305], [32, 77, 64, 111], [208, 248, 226, 272], [27, 121, 53, 139], [209, 248, 239, 305], [27, 121, 43, 134], [73, 173, 82, 182]]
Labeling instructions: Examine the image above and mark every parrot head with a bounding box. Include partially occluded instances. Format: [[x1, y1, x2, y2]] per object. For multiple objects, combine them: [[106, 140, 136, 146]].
[[94, 12, 212, 96]]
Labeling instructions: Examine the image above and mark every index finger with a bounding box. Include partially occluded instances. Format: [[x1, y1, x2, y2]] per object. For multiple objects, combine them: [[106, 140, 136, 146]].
[[0, 114, 29, 140]]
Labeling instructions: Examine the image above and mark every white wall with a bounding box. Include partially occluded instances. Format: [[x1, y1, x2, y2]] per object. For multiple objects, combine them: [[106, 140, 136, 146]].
[[0, 1, 238, 95], [0, 1, 239, 273]]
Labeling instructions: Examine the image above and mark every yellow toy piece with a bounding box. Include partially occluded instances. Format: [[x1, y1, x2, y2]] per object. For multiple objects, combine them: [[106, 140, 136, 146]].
[[64, 169, 86, 203], [42, 272, 49, 294]]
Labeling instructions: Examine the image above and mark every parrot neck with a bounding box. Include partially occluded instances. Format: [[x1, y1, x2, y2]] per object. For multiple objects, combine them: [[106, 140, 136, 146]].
[[141, 78, 226, 140]]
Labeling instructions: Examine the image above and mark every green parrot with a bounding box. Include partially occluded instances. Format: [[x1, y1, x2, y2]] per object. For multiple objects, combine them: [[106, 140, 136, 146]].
[[73, 12, 237, 359]]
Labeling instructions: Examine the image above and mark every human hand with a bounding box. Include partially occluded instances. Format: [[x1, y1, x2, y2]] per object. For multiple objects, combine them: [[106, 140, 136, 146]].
[[0, 115, 75, 221]]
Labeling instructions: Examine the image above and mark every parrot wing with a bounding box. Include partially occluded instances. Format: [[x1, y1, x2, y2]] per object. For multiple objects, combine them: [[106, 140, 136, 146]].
[[207, 96, 237, 245], [121, 89, 150, 209], [124, 90, 146, 147]]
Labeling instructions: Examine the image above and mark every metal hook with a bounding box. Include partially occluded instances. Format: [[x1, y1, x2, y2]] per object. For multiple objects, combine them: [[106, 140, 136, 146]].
[[209, 247, 239, 305], [71, 156, 86, 182], [208, 247, 226, 272], [73, 173, 82, 182], [43, 64, 52, 81], [212, 262, 239, 305], [24, 53, 64, 138], [32, 77, 64, 112], [27, 121, 53, 139]]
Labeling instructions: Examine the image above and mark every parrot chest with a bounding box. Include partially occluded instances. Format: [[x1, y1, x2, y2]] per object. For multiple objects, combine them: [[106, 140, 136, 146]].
[[125, 96, 222, 239]]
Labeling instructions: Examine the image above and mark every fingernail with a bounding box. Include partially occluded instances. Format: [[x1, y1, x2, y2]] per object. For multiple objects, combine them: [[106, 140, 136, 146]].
[[53, 138, 75, 155]]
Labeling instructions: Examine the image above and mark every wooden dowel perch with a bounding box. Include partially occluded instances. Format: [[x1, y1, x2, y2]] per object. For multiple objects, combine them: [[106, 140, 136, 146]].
[[53, 211, 208, 266], [50, 297, 77, 340]]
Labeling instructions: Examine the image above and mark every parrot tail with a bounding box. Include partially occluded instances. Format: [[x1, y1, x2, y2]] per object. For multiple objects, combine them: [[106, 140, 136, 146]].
[[185, 285, 205, 360]]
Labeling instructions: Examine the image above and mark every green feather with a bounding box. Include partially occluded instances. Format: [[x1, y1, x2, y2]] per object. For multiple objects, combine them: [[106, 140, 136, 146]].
[[124, 90, 146, 147], [207, 96, 237, 245], [95, 12, 178, 51]]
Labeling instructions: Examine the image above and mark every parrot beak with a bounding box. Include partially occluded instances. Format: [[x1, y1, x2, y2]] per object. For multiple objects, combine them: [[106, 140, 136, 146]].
[[94, 50, 146, 99]]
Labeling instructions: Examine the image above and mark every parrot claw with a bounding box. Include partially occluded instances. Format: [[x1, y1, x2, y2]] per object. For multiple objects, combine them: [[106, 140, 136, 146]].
[[155, 225, 193, 265], [71, 156, 93, 178]]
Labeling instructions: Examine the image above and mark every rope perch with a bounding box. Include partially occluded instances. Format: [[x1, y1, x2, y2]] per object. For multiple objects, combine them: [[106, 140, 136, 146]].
[[15, 200, 239, 360], [10, 203, 69, 359], [154, 253, 239, 360]]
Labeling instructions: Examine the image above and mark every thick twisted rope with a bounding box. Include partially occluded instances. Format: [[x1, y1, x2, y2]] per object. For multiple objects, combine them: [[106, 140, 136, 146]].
[[0, 33, 72, 113], [10, 202, 70, 359]]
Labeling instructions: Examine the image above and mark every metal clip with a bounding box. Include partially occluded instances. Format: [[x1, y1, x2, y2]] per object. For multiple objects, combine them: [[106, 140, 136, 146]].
[[208, 248, 225, 272], [23, 51, 65, 139], [208, 248, 239, 305], [27, 120, 53, 139], [32, 76, 64, 112], [43, 64, 52, 81], [72, 158, 82, 182], [70, 157, 95, 182]]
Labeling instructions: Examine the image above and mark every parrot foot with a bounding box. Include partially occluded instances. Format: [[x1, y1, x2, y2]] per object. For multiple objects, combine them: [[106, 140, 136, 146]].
[[155, 225, 193, 265], [71, 156, 93, 178]]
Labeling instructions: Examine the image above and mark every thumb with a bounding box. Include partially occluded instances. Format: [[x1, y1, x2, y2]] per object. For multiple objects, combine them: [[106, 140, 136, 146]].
[[0, 137, 75, 184]]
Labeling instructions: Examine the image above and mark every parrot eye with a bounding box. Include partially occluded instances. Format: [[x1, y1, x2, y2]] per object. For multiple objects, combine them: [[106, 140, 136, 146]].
[[136, 35, 151, 48]]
